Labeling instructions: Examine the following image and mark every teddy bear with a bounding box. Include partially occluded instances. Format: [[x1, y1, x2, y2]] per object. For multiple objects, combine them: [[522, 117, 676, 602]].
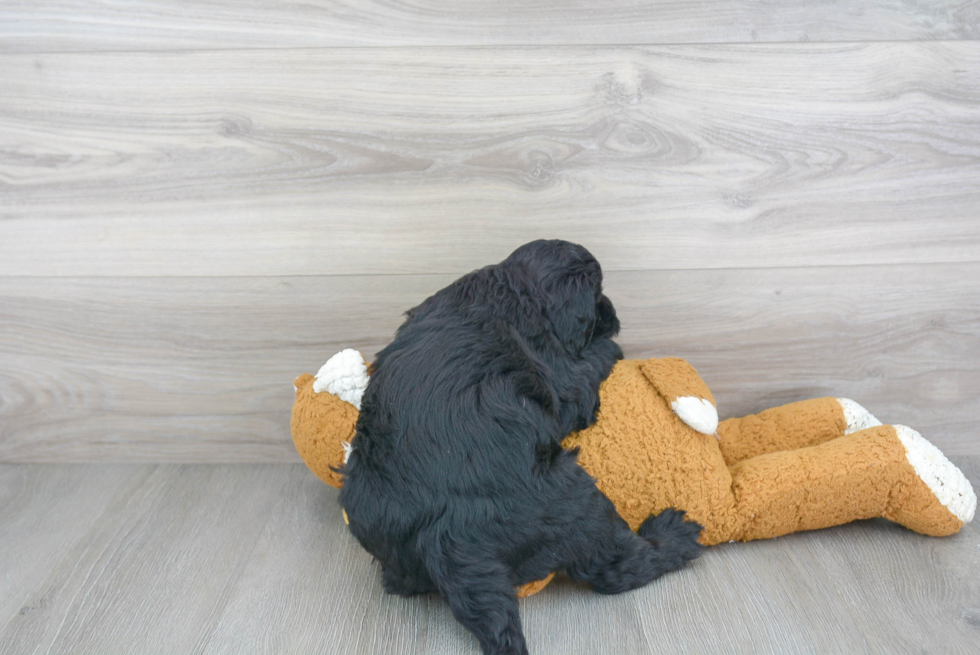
[[292, 349, 976, 597]]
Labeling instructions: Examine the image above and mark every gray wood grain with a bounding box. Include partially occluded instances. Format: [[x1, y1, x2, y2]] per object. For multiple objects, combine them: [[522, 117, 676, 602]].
[[1, 263, 978, 462], [1, 1, 978, 53], [1, 462, 977, 654], [0, 465, 148, 630], [0, 464, 294, 655], [2, 43, 979, 276]]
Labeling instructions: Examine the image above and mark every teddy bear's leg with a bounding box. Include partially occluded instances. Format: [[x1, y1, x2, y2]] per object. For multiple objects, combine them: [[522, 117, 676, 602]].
[[716, 397, 881, 465], [726, 424, 975, 542]]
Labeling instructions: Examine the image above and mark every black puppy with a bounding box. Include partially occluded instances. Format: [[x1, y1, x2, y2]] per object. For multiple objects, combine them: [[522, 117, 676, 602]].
[[339, 240, 702, 655]]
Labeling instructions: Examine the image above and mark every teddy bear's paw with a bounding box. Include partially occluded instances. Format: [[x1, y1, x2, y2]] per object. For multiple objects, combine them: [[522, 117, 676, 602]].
[[894, 425, 976, 524], [837, 398, 882, 435], [313, 349, 370, 409], [671, 397, 718, 435]]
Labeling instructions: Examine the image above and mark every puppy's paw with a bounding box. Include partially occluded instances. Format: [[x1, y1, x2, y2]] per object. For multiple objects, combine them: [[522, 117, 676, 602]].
[[638, 508, 704, 564], [381, 566, 436, 597]]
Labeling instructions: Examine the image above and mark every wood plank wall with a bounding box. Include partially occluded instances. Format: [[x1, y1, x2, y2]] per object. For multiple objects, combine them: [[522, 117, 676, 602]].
[[1, 2, 978, 461]]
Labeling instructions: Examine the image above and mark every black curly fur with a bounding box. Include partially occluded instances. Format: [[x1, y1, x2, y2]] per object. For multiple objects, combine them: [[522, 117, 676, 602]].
[[339, 240, 702, 655]]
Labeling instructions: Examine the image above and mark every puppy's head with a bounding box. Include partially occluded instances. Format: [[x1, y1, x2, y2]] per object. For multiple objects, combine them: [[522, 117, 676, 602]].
[[503, 240, 619, 354]]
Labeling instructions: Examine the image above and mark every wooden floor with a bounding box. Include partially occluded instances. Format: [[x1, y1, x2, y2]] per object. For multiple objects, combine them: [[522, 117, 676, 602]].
[[3, 2, 980, 654], [0, 460, 977, 655]]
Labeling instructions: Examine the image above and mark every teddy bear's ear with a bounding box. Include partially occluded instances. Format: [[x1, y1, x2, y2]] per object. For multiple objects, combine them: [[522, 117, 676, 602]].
[[639, 358, 718, 435], [314, 349, 370, 409], [294, 373, 315, 394]]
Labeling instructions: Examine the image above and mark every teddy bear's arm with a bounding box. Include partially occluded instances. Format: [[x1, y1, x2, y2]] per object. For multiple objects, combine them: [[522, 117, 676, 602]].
[[638, 358, 718, 435]]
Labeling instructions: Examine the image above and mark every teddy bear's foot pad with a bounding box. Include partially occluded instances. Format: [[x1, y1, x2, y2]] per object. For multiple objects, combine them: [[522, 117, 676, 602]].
[[893, 425, 976, 525], [837, 398, 882, 435]]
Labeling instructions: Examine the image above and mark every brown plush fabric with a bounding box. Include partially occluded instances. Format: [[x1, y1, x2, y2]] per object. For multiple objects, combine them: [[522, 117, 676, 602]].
[[729, 425, 964, 540], [638, 357, 716, 407], [716, 397, 846, 465], [563, 365, 964, 545], [291, 373, 356, 488], [516, 574, 555, 598], [562, 360, 738, 545]]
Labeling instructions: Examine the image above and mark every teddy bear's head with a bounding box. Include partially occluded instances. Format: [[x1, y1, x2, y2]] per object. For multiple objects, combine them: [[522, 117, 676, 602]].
[[291, 349, 369, 488]]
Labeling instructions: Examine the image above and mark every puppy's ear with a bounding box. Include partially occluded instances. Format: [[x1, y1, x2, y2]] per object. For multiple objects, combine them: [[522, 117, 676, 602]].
[[546, 273, 597, 355], [498, 326, 558, 416], [593, 294, 620, 340]]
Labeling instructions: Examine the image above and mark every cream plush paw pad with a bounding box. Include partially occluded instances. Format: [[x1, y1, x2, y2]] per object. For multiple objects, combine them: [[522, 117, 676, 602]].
[[894, 425, 976, 524], [837, 398, 882, 435], [314, 349, 370, 409]]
